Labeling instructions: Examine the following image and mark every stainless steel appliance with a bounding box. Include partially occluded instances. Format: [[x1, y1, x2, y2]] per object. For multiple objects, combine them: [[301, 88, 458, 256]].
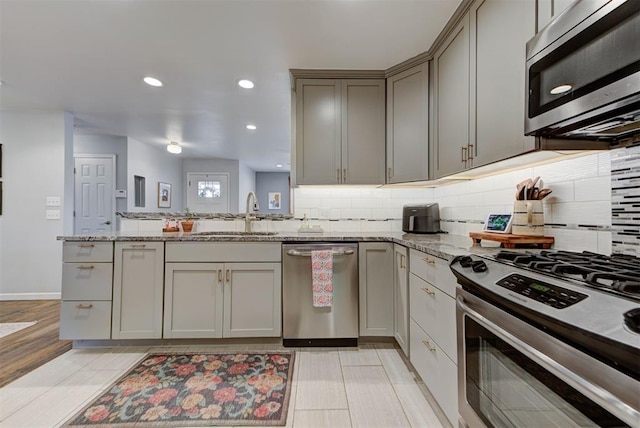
[[451, 250, 640, 427], [282, 243, 358, 347], [525, 0, 640, 147], [402, 203, 441, 234]]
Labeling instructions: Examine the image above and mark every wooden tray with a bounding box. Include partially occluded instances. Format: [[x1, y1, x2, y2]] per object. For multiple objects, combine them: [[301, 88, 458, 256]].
[[469, 232, 554, 249]]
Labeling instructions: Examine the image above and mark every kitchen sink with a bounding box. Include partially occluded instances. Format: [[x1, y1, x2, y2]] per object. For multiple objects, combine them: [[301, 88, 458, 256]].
[[192, 231, 278, 236]]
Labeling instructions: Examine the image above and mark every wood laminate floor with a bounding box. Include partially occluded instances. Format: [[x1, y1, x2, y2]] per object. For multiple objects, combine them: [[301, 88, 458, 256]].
[[0, 300, 72, 388]]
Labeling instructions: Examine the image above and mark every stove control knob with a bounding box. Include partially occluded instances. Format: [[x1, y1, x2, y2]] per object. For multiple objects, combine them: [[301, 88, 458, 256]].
[[472, 260, 488, 273], [459, 256, 473, 267]]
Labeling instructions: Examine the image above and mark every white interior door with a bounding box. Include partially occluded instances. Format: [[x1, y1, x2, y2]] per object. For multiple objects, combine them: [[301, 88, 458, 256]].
[[187, 172, 229, 213], [74, 155, 115, 234]]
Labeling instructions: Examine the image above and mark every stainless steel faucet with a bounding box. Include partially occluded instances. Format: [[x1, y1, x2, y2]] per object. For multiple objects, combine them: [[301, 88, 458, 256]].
[[244, 191, 260, 232]]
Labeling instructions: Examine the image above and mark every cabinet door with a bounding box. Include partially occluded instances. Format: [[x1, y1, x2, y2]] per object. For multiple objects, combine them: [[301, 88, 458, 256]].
[[164, 263, 224, 338], [112, 241, 164, 339], [433, 16, 471, 178], [393, 244, 409, 356], [358, 242, 394, 336], [295, 79, 342, 185], [341, 79, 385, 185], [470, 0, 536, 167], [386, 63, 429, 183], [223, 263, 282, 338]]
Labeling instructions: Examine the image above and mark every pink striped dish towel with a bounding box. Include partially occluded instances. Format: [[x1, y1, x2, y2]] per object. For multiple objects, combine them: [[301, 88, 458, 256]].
[[311, 249, 333, 307]]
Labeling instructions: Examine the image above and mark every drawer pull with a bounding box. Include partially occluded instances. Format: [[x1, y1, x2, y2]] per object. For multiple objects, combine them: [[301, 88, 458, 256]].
[[78, 244, 95, 248], [76, 304, 94, 309], [130, 244, 146, 248], [422, 339, 436, 352], [76, 265, 95, 270], [421, 287, 435, 295], [218, 269, 223, 283], [400, 254, 406, 269], [422, 257, 435, 265], [226, 269, 230, 283]]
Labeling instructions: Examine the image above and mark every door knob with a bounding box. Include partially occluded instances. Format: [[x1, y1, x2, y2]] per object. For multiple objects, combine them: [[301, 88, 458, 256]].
[[102, 221, 111, 225]]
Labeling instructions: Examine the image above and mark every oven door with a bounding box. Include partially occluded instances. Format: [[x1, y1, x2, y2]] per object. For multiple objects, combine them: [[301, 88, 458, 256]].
[[457, 289, 639, 428]]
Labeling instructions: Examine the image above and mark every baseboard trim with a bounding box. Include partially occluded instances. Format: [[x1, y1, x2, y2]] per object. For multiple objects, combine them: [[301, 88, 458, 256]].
[[0, 292, 61, 301]]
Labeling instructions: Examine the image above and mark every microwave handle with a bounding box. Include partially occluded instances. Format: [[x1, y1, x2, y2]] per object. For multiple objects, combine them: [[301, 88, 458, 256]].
[[409, 215, 415, 231], [456, 296, 640, 425]]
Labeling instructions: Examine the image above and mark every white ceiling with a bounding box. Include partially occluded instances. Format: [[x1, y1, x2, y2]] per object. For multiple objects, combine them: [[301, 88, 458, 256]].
[[0, 0, 461, 172]]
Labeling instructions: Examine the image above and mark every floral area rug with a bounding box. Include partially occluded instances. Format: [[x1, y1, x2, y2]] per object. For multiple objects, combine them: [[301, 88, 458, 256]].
[[64, 351, 295, 427]]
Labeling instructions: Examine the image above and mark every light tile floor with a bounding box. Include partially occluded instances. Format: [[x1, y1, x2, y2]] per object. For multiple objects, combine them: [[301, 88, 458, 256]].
[[0, 343, 449, 428]]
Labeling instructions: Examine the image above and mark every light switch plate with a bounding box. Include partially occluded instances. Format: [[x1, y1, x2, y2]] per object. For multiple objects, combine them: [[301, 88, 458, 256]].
[[46, 196, 61, 207], [46, 210, 61, 220]]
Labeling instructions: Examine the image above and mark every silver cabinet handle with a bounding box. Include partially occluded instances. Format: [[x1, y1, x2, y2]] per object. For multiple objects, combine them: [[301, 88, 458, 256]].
[[337, 169, 341, 183], [400, 254, 406, 269], [76, 304, 94, 309], [76, 265, 95, 270], [226, 269, 230, 283], [218, 269, 223, 283], [102, 220, 112, 225], [421, 287, 435, 296], [422, 339, 436, 352], [467, 143, 474, 160], [78, 243, 95, 248], [130, 244, 146, 248], [387, 167, 392, 180], [286, 249, 354, 257], [343, 168, 347, 183]]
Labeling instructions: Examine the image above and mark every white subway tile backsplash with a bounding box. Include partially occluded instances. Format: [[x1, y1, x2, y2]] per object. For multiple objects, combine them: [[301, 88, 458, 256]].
[[598, 151, 611, 176], [550, 201, 611, 226], [545, 228, 599, 252], [540, 181, 574, 204], [350, 198, 384, 209], [341, 208, 372, 219], [597, 231, 613, 255], [533, 153, 599, 183], [574, 177, 611, 202]]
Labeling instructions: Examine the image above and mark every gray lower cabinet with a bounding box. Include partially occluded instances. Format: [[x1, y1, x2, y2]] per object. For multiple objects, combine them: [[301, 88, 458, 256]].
[[358, 242, 394, 336], [295, 78, 385, 185], [163, 242, 282, 339], [112, 241, 164, 339], [408, 249, 458, 425], [60, 242, 114, 340], [386, 63, 429, 183], [393, 244, 409, 356]]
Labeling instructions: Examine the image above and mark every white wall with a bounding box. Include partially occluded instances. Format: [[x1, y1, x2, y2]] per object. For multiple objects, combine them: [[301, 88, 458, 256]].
[[182, 158, 240, 213], [238, 162, 256, 212], [0, 111, 70, 299], [127, 138, 183, 212], [294, 151, 614, 254], [256, 172, 291, 214], [75, 134, 128, 212]]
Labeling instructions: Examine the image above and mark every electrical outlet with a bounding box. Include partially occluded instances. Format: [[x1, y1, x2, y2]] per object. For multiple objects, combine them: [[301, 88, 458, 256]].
[[46, 210, 61, 220], [46, 196, 61, 207]]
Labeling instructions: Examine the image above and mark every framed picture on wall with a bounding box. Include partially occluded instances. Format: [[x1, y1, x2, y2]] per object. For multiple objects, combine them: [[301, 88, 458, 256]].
[[268, 192, 281, 210], [158, 182, 171, 208]]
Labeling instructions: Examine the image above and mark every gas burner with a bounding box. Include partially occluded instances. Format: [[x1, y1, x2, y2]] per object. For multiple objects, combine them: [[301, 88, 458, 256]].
[[489, 250, 640, 301]]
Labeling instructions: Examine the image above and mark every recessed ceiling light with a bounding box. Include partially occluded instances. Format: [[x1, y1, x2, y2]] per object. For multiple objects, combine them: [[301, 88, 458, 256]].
[[144, 76, 163, 87], [276, 164, 283, 168], [0, 80, 4, 86], [167, 141, 182, 154], [550, 84, 572, 95], [246, 124, 257, 130], [238, 79, 254, 89]]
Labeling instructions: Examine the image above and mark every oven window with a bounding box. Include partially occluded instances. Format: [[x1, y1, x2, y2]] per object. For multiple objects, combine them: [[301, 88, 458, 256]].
[[464, 316, 629, 428]]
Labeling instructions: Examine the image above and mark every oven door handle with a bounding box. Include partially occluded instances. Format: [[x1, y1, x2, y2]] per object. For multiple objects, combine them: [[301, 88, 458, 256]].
[[457, 295, 640, 426]]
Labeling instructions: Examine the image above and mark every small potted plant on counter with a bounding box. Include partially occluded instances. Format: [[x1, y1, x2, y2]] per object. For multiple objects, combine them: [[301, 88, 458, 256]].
[[180, 207, 195, 233]]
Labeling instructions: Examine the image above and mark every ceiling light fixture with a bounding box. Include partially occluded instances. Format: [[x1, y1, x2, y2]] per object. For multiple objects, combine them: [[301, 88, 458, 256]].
[[246, 124, 257, 130], [550, 84, 572, 95], [144, 76, 163, 87], [238, 79, 254, 89], [276, 164, 283, 168], [167, 141, 182, 154]]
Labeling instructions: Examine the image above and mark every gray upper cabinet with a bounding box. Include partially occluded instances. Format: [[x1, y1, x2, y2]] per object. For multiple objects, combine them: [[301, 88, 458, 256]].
[[296, 78, 385, 185], [433, 16, 471, 178], [386, 63, 429, 183], [433, 0, 536, 178], [469, 0, 536, 167]]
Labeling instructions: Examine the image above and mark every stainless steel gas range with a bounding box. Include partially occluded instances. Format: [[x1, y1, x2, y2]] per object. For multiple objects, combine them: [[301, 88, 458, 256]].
[[451, 250, 640, 428]]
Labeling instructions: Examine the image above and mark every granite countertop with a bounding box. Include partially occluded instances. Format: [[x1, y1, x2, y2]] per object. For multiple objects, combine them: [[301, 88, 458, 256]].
[[58, 231, 503, 261]]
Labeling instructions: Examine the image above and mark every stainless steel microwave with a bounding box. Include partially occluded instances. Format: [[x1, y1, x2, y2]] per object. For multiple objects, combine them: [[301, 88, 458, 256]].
[[525, 0, 640, 148]]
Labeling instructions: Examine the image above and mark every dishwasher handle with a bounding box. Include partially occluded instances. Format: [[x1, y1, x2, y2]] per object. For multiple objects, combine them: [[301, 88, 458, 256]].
[[286, 249, 355, 257]]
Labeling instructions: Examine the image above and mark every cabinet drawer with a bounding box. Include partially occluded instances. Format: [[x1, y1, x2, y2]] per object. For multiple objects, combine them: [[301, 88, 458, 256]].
[[62, 263, 113, 300], [409, 319, 458, 426], [166, 242, 281, 262], [434, 259, 457, 298], [60, 301, 112, 340], [409, 249, 436, 284], [63, 242, 113, 262], [409, 273, 457, 363]]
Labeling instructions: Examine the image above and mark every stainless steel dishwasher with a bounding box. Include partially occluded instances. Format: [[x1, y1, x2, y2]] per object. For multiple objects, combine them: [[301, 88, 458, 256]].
[[282, 243, 358, 347]]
